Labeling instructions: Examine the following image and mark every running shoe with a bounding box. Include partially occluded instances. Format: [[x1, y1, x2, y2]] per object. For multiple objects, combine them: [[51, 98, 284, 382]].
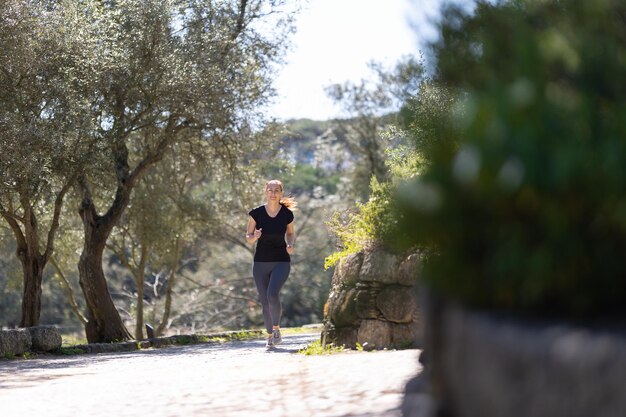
[[266, 334, 274, 349], [272, 328, 282, 345]]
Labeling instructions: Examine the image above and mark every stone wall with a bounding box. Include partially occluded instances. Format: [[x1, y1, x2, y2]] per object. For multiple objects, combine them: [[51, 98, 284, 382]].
[[402, 292, 626, 417], [322, 247, 422, 350], [0, 326, 62, 357]]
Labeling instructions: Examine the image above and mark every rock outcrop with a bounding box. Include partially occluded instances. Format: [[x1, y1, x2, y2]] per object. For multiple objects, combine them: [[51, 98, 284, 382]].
[[322, 247, 422, 350]]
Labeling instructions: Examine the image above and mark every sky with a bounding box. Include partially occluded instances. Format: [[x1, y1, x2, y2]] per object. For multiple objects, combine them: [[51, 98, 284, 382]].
[[265, 0, 461, 121]]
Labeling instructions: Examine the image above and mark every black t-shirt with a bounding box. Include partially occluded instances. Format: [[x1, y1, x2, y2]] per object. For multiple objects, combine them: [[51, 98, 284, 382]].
[[249, 204, 294, 262]]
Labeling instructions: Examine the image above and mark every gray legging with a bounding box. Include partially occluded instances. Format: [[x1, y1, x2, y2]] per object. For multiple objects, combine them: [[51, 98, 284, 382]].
[[252, 261, 290, 334]]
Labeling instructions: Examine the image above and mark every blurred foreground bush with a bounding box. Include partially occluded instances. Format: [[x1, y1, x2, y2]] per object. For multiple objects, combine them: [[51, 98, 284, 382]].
[[394, 0, 626, 318]]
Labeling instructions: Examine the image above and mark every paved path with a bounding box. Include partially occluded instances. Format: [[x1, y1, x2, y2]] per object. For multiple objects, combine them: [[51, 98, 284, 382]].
[[0, 333, 421, 417]]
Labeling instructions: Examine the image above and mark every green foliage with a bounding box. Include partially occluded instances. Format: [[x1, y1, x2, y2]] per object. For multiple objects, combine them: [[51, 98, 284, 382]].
[[0, 2, 334, 334], [322, 83, 456, 270], [397, 82, 460, 166], [298, 340, 346, 355], [204, 330, 263, 342], [280, 324, 323, 335], [57, 347, 86, 356], [394, 0, 626, 317], [324, 177, 394, 269], [288, 164, 341, 196], [0, 232, 21, 325], [1, 351, 35, 360], [223, 331, 259, 341], [326, 57, 426, 201], [279, 119, 342, 197], [61, 332, 88, 347], [323, 58, 430, 268], [171, 335, 196, 345]]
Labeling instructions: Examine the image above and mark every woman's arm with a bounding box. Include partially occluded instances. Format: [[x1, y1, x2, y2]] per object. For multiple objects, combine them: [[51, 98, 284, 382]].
[[285, 222, 295, 254], [246, 216, 262, 244]]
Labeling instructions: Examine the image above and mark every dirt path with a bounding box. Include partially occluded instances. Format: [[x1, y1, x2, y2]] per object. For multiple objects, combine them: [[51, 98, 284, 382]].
[[0, 333, 420, 417]]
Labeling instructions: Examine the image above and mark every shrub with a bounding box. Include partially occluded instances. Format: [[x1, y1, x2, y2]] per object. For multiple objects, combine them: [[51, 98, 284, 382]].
[[394, 0, 626, 318], [324, 81, 455, 269], [325, 176, 395, 269]]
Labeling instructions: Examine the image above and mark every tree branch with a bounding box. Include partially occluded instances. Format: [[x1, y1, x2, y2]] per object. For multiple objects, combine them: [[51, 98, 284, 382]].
[[179, 272, 258, 304], [233, 0, 249, 41], [50, 256, 88, 325], [43, 176, 75, 263], [0, 203, 27, 250], [78, 175, 98, 226]]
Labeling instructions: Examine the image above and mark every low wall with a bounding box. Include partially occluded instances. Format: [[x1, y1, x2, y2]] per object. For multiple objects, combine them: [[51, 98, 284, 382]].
[[0, 326, 62, 357], [403, 292, 626, 417], [322, 247, 422, 350]]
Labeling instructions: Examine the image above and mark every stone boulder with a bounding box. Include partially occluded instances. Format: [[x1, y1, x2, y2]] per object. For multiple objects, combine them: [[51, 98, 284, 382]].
[[330, 287, 360, 327], [355, 283, 383, 319], [359, 247, 398, 284], [0, 329, 32, 357], [395, 252, 422, 286], [377, 285, 417, 323], [323, 247, 422, 350], [28, 326, 62, 352], [392, 323, 420, 348], [334, 251, 364, 287], [357, 319, 392, 350], [322, 324, 358, 349]]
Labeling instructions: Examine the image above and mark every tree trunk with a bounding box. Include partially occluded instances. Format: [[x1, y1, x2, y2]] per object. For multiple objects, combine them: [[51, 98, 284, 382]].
[[18, 252, 44, 327], [78, 228, 132, 343], [135, 280, 144, 340], [75, 111, 170, 342], [2, 183, 72, 328], [155, 237, 181, 337], [134, 245, 148, 340], [156, 268, 176, 337], [77, 181, 133, 343], [5, 200, 48, 328]]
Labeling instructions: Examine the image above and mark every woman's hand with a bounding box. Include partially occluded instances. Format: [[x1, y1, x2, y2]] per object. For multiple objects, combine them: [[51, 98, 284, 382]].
[[246, 227, 262, 243], [286, 222, 295, 255]]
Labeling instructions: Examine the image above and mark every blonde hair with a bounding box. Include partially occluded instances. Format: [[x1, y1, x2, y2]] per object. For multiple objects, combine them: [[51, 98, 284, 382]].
[[265, 179, 297, 210]]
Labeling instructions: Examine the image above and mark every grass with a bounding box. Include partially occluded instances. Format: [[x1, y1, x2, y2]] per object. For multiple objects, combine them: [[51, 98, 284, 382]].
[[61, 333, 88, 347], [281, 323, 323, 335], [58, 347, 86, 355], [1, 351, 33, 360], [298, 340, 346, 355], [219, 330, 264, 341]]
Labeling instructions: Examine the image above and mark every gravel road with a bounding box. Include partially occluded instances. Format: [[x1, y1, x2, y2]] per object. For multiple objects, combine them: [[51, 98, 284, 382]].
[[0, 333, 420, 417]]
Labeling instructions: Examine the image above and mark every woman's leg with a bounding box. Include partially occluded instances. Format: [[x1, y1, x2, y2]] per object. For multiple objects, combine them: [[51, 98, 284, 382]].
[[267, 262, 290, 328], [252, 262, 273, 334]]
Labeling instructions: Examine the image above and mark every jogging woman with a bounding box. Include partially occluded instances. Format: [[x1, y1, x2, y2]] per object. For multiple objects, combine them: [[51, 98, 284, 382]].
[[246, 180, 296, 348]]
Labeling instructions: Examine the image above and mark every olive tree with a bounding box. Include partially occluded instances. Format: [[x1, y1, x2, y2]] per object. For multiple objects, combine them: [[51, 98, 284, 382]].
[[106, 122, 286, 338], [66, 0, 293, 342], [0, 1, 95, 327]]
